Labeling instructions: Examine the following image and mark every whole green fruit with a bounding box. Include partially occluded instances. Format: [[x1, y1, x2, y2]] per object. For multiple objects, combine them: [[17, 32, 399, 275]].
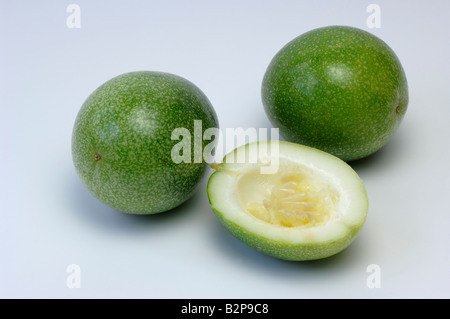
[[262, 25, 408, 161], [72, 71, 218, 214]]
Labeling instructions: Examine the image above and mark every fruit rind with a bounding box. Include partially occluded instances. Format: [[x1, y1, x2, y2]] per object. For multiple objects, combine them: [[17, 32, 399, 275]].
[[209, 208, 362, 261]]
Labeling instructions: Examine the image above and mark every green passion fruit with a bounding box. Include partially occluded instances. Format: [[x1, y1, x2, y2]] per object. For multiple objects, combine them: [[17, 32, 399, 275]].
[[262, 25, 408, 161], [72, 71, 218, 214], [207, 140, 368, 261]]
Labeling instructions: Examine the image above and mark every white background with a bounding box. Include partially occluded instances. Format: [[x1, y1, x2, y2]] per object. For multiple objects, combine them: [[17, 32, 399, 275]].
[[1, 0, 449, 298]]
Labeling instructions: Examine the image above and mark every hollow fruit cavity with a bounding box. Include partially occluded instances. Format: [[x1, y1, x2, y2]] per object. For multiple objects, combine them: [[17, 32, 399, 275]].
[[237, 163, 339, 228]]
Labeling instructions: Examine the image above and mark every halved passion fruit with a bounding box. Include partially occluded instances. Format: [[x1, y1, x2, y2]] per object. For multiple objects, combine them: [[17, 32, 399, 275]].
[[207, 140, 368, 261]]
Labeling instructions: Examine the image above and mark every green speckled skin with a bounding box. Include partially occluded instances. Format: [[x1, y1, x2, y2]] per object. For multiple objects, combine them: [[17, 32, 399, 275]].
[[262, 25, 408, 161], [72, 71, 218, 214], [209, 207, 362, 261]]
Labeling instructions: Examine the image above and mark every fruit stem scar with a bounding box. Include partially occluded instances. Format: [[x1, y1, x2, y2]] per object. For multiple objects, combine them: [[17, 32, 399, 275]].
[[94, 153, 101, 161], [211, 163, 220, 170], [210, 163, 241, 176], [396, 105, 401, 114]]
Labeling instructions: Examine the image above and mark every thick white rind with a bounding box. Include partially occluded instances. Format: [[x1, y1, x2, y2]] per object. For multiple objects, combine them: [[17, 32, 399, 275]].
[[208, 140, 368, 246]]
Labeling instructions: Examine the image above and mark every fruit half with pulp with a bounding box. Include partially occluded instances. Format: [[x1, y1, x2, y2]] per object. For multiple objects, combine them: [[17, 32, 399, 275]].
[[72, 71, 218, 214], [207, 140, 368, 261], [262, 25, 408, 162]]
